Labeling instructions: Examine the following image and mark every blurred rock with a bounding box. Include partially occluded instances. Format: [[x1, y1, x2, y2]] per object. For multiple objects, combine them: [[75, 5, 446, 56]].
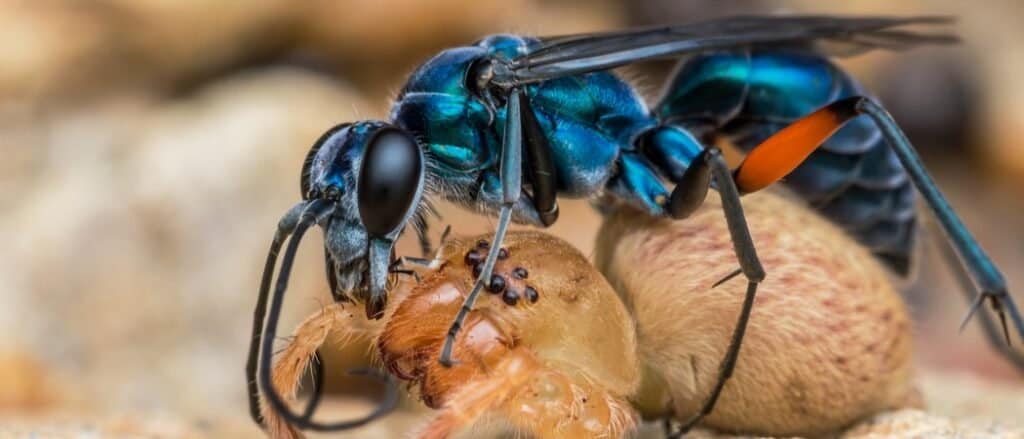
[[0, 3, 111, 101], [0, 350, 62, 412], [299, 0, 623, 95], [0, 0, 623, 106], [875, 53, 981, 157], [0, 1, 295, 102], [0, 67, 373, 416]]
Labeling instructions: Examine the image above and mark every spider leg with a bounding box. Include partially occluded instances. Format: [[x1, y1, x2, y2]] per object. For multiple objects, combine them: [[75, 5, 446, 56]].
[[300, 351, 325, 422]]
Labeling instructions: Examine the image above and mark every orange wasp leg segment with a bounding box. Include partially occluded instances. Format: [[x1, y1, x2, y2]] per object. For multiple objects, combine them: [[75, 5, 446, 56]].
[[733, 96, 863, 194]]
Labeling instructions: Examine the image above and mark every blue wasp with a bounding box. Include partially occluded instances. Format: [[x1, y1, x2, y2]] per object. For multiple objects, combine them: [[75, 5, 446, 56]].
[[247, 15, 1024, 436]]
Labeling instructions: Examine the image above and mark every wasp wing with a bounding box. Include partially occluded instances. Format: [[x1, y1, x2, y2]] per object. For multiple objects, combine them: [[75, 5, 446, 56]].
[[502, 15, 956, 85]]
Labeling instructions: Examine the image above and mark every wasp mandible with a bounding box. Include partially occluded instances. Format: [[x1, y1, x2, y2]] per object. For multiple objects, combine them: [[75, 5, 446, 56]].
[[247, 15, 1024, 435]]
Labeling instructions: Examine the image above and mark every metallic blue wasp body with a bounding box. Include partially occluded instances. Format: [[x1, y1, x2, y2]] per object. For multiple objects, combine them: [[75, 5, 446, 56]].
[[391, 34, 703, 222], [248, 16, 1024, 437], [392, 38, 915, 273]]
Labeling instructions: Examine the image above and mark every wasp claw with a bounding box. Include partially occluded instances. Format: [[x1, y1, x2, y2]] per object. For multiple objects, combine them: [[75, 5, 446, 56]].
[[959, 293, 986, 333], [712, 268, 743, 289], [390, 268, 421, 283], [440, 224, 453, 246], [959, 291, 1013, 346], [438, 356, 460, 368], [1000, 313, 1012, 346], [991, 299, 1012, 346]]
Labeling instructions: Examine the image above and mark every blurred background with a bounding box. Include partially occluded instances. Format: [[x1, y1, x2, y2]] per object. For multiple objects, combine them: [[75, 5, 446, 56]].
[[1, 0, 1023, 437]]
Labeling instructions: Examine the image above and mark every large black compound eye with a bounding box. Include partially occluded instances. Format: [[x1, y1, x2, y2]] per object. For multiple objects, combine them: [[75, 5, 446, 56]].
[[357, 128, 423, 237]]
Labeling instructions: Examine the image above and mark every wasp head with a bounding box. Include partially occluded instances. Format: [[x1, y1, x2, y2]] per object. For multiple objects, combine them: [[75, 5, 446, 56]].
[[301, 120, 426, 319]]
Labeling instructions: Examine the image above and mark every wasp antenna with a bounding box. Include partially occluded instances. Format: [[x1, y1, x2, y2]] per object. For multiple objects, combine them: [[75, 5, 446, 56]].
[[256, 200, 398, 431], [247, 200, 314, 425]]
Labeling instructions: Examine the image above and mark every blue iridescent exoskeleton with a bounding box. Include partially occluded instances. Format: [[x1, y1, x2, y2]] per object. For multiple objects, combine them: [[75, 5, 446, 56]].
[[248, 16, 1024, 436], [390, 34, 704, 223]]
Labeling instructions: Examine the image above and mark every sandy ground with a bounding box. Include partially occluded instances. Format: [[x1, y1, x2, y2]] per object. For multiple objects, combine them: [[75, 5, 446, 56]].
[[1, 369, 1021, 438]]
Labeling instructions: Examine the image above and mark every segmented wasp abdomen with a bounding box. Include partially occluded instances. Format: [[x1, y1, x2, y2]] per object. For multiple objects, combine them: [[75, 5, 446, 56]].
[[657, 51, 916, 275]]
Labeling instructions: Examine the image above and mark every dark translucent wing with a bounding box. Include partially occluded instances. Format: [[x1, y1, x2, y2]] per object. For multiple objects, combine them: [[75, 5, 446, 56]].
[[502, 15, 956, 85]]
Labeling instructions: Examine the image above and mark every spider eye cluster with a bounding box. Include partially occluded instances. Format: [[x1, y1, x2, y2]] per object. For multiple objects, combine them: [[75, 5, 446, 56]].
[[357, 128, 424, 238]]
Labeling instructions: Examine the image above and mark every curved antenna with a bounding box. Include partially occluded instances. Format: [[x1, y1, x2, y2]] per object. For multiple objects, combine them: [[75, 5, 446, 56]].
[[247, 200, 312, 424], [256, 200, 400, 431]]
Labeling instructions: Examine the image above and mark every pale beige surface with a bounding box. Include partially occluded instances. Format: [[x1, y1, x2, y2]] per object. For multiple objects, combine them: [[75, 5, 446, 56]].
[[597, 191, 917, 436]]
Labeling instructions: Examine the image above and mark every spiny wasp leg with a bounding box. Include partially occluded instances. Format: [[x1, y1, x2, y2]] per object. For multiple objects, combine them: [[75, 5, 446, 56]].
[[857, 99, 1022, 348], [934, 224, 1024, 370], [439, 88, 534, 367], [667, 147, 765, 437]]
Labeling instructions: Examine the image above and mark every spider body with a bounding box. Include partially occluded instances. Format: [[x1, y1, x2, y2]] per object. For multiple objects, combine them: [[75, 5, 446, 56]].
[[378, 233, 639, 438], [263, 191, 917, 438], [597, 190, 918, 435]]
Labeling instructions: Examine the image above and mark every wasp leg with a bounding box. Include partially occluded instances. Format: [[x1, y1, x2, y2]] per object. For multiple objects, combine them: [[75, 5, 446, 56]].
[[734, 96, 1024, 354], [389, 256, 439, 284], [520, 92, 559, 227], [391, 255, 439, 268], [932, 222, 1024, 371], [859, 99, 1022, 347], [667, 147, 712, 219], [667, 147, 765, 438], [439, 88, 530, 367]]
